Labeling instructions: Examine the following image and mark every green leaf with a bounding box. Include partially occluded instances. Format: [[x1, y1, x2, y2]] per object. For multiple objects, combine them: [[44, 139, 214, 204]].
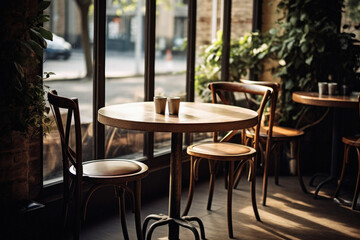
[[287, 39, 295, 50], [300, 13, 307, 21], [269, 28, 277, 35], [304, 24, 309, 34], [39, 27, 53, 40], [13, 62, 25, 80], [305, 56, 313, 65], [301, 44, 308, 53], [290, 16, 297, 25], [18, 40, 35, 54], [28, 39, 43, 58], [30, 28, 47, 48], [284, 80, 294, 90], [257, 52, 266, 59], [38, 1, 51, 12], [37, 14, 50, 24]]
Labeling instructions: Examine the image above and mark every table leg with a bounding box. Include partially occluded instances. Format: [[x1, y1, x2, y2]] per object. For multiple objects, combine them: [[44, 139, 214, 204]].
[[169, 132, 182, 239], [314, 108, 345, 198], [142, 132, 206, 240]]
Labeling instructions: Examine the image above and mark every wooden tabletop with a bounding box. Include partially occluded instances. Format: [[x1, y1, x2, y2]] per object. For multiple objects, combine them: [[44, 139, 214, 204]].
[[292, 92, 358, 108], [98, 102, 258, 133]]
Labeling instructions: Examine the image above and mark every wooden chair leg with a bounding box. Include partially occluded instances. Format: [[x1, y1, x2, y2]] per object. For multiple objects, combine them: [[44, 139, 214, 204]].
[[274, 143, 281, 186], [118, 187, 129, 240], [262, 143, 279, 206], [62, 181, 70, 234], [249, 160, 260, 222], [295, 140, 307, 193], [74, 181, 82, 240], [262, 145, 270, 206], [351, 147, 360, 210], [334, 144, 350, 199], [223, 161, 229, 190], [207, 159, 217, 211], [234, 161, 247, 189], [182, 156, 196, 216], [134, 180, 143, 240], [227, 161, 234, 239]]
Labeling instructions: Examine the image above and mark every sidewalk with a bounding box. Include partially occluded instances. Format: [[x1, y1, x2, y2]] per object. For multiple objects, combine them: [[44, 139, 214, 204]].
[[46, 74, 187, 123], [43, 49, 187, 81]]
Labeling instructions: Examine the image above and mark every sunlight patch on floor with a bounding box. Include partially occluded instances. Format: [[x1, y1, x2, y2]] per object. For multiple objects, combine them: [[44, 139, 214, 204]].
[[272, 193, 314, 208], [238, 206, 303, 228], [242, 222, 303, 240], [266, 193, 359, 239]]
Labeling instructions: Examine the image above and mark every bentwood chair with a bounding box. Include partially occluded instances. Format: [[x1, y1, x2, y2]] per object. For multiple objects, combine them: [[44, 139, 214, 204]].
[[182, 82, 273, 238], [239, 80, 307, 206], [48, 90, 149, 240], [333, 94, 360, 210]]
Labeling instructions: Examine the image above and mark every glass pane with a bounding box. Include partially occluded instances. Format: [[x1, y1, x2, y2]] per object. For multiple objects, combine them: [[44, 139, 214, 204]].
[[43, 0, 94, 184], [104, 1, 189, 159], [154, 1, 188, 152], [104, 0, 146, 159], [192, 0, 254, 143]]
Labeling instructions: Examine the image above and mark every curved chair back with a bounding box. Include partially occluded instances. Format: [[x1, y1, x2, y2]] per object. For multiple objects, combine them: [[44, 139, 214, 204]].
[[239, 79, 280, 157], [208, 81, 273, 152], [48, 90, 83, 189]]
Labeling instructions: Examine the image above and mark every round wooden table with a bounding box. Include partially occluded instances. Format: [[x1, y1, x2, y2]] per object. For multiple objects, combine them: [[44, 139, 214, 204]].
[[292, 92, 358, 197], [98, 101, 258, 240], [292, 92, 358, 108]]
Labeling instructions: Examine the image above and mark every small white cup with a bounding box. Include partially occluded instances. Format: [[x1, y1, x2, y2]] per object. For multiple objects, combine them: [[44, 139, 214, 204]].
[[167, 97, 180, 115], [154, 96, 167, 114], [328, 82, 338, 96], [318, 82, 328, 96]]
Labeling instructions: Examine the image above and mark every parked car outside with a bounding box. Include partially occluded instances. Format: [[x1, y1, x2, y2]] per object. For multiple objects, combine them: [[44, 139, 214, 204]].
[[44, 34, 72, 60]]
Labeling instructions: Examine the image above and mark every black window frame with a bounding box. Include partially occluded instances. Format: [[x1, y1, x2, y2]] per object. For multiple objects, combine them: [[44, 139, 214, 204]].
[[91, 0, 262, 168]]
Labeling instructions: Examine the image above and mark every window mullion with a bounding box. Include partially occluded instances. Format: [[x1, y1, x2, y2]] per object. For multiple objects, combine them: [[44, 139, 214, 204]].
[[144, 0, 157, 159], [93, 0, 106, 159]]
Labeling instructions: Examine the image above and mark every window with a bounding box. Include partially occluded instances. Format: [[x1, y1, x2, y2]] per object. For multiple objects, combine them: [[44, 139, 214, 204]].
[[43, 0, 257, 184]]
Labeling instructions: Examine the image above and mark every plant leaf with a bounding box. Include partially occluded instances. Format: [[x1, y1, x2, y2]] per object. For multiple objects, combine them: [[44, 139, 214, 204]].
[[39, 27, 53, 40], [38, 1, 51, 12], [27, 39, 43, 58], [30, 28, 47, 48]]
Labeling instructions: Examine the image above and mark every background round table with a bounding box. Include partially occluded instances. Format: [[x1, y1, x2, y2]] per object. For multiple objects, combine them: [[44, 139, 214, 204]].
[[292, 91, 358, 198]]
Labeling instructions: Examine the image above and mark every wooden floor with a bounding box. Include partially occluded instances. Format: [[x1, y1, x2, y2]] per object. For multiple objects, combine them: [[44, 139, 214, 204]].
[[77, 175, 360, 240]]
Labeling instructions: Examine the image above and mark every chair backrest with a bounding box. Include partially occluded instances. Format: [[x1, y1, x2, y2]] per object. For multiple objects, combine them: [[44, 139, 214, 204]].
[[48, 90, 83, 180], [208, 81, 273, 151], [238, 80, 279, 171], [239, 79, 279, 136]]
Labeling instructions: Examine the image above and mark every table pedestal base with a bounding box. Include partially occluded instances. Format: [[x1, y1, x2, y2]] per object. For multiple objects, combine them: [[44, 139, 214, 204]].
[[142, 213, 206, 240], [309, 174, 337, 198]]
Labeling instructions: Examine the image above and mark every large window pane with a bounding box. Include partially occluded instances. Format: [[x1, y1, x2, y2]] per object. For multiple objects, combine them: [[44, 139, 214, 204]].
[[43, 0, 94, 184], [104, 0, 188, 159]]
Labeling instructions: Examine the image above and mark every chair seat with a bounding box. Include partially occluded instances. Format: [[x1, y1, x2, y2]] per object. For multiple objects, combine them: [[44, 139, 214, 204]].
[[69, 159, 148, 178], [187, 142, 256, 161], [342, 136, 360, 147], [260, 126, 304, 140]]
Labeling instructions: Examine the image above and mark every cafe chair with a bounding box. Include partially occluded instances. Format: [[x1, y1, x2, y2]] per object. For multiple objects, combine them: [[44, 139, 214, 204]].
[[333, 94, 360, 210], [48, 90, 149, 240], [182, 82, 273, 238], [239, 79, 307, 206]]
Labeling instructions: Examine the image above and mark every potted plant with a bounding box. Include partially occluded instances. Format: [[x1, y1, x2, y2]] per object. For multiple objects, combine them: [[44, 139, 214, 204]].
[[195, 31, 273, 102], [0, 0, 52, 206], [267, 0, 360, 127]]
